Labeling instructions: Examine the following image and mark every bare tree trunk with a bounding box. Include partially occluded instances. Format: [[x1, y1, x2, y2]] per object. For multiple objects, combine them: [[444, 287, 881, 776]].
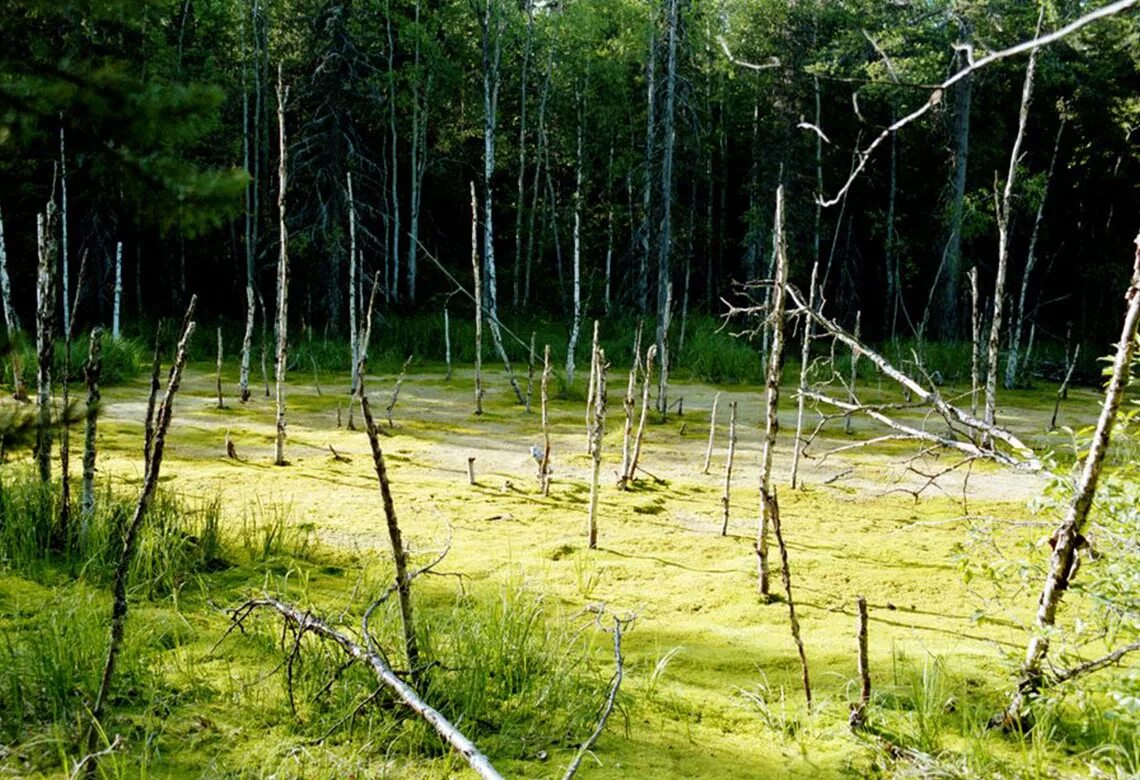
[[1005, 236, 1140, 726], [471, 182, 484, 416], [790, 262, 819, 489], [524, 49, 554, 309], [851, 595, 870, 728], [81, 328, 102, 525], [655, 0, 679, 418], [986, 27, 1039, 435], [348, 171, 360, 394], [525, 331, 536, 413], [258, 289, 270, 398], [240, 16, 255, 403], [444, 303, 452, 381], [108, 242, 121, 340], [969, 266, 980, 419], [1049, 343, 1079, 432], [587, 347, 606, 550], [604, 140, 615, 316], [638, 11, 657, 314], [940, 41, 972, 339], [479, 0, 524, 405], [703, 391, 720, 475], [540, 344, 552, 495], [59, 125, 70, 339], [1006, 118, 1063, 389], [625, 344, 657, 487], [0, 205, 18, 334], [886, 113, 899, 341], [36, 206, 57, 484], [566, 89, 585, 386], [720, 400, 737, 536], [618, 323, 643, 487], [87, 301, 196, 768], [584, 320, 599, 450], [844, 311, 861, 436], [216, 327, 225, 409], [758, 186, 788, 599], [357, 372, 422, 689], [143, 331, 162, 467], [273, 66, 289, 467], [512, 4, 534, 309], [385, 0, 400, 301], [765, 489, 811, 707], [406, 0, 429, 302]]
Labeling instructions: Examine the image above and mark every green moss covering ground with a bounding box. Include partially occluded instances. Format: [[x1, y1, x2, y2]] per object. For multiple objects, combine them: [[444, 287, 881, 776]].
[[0, 357, 1128, 778]]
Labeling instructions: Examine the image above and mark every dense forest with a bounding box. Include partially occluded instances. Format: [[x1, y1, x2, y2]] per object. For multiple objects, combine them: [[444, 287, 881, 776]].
[[3, 1, 1140, 778], [2, 0, 1138, 358]]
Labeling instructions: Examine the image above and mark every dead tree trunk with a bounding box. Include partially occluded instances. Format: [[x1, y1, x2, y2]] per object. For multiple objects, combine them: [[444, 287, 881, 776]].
[[273, 66, 290, 467], [87, 300, 197, 766], [1007, 118, 1063, 389], [758, 187, 788, 598], [216, 327, 224, 409], [386, 355, 413, 428], [765, 489, 811, 707], [59, 125, 70, 340], [525, 331, 536, 413], [655, 0, 679, 416], [81, 328, 103, 525], [35, 206, 57, 484], [969, 266, 981, 419], [348, 170, 360, 394], [703, 391, 721, 475], [720, 400, 737, 536], [1049, 342, 1080, 431], [986, 19, 1040, 434], [0, 204, 19, 334], [471, 182, 484, 416], [850, 595, 870, 729], [357, 370, 422, 690], [844, 311, 861, 436], [1004, 236, 1140, 726], [624, 343, 657, 488], [444, 300, 453, 381], [790, 262, 819, 488], [406, 0, 430, 302], [239, 24, 255, 402], [566, 88, 586, 387], [512, 4, 534, 309], [540, 344, 552, 495], [619, 324, 643, 486], [112, 242, 123, 341], [584, 320, 599, 451], [587, 347, 606, 550]]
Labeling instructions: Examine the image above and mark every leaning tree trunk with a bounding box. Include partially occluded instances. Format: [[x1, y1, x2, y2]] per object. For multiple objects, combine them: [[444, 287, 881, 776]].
[[986, 27, 1039, 435], [1005, 234, 1140, 726], [1006, 118, 1063, 390], [655, 0, 679, 417], [0, 204, 19, 334], [35, 206, 58, 484], [479, 0, 524, 405], [273, 67, 289, 467], [758, 186, 788, 599], [81, 328, 103, 524]]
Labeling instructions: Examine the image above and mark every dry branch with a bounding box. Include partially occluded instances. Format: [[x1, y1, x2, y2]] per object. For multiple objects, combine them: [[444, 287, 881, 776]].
[[703, 391, 721, 475], [562, 614, 631, 780]]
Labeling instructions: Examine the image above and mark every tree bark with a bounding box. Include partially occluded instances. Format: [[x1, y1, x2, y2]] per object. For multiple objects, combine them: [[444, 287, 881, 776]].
[[0, 204, 18, 334], [273, 66, 289, 467], [386, 0, 401, 301], [540, 344, 552, 495], [790, 261, 819, 489], [81, 328, 103, 525], [765, 489, 811, 707], [406, 0, 430, 303], [587, 346, 606, 550], [59, 125, 70, 339], [566, 88, 585, 386], [348, 170, 360, 394], [703, 390, 720, 475], [471, 182, 484, 416], [619, 323, 643, 487], [624, 343, 656, 487], [240, 14, 255, 403], [939, 42, 972, 339], [87, 300, 197, 768], [36, 206, 57, 484], [844, 311, 861, 436], [638, 11, 657, 314], [1007, 235, 1140, 724], [720, 400, 737, 536], [986, 28, 1040, 435], [216, 327, 225, 409], [969, 266, 980, 419], [655, 0, 679, 417], [513, 4, 534, 310], [758, 186, 788, 598]]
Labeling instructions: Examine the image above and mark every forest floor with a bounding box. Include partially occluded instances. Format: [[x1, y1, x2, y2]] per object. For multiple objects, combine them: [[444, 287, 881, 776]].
[[1, 359, 1121, 778]]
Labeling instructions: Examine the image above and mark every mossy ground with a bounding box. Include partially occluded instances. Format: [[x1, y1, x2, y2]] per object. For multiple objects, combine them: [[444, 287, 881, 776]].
[[0, 357, 1122, 778]]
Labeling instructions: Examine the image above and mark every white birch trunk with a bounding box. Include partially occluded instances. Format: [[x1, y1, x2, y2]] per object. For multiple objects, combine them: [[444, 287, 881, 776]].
[[0, 204, 19, 334], [59, 125, 70, 339], [720, 400, 737, 536], [82, 327, 103, 525], [790, 261, 819, 489], [112, 242, 123, 340], [587, 346, 606, 550], [386, 0, 400, 300], [702, 391, 720, 475], [566, 92, 584, 385], [348, 171, 359, 393], [273, 67, 289, 466], [512, 5, 534, 309], [655, 0, 679, 417], [471, 182, 484, 415], [36, 207, 57, 484]]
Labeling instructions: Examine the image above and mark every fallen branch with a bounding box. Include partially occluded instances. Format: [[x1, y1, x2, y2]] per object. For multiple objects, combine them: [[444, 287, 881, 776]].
[[223, 597, 503, 780], [562, 614, 632, 780]]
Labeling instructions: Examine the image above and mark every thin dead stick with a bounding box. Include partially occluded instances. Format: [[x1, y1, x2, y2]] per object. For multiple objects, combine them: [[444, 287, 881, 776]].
[[471, 182, 484, 416], [525, 331, 536, 413], [619, 322, 643, 485], [764, 488, 811, 708], [357, 360, 422, 690], [587, 347, 607, 549], [585, 320, 600, 453], [540, 344, 552, 495], [467, 456, 477, 486], [790, 261, 819, 488], [720, 401, 737, 536], [386, 354, 414, 428], [1050, 640, 1140, 686], [844, 311, 861, 435], [850, 595, 870, 729], [223, 598, 503, 780], [216, 327, 225, 409], [624, 343, 657, 488], [81, 327, 103, 523], [702, 391, 721, 475], [815, 0, 1137, 208], [142, 326, 163, 466], [87, 297, 197, 765], [969, 266, 981, 420], [70, 734, 123, 780], [562, 615, 630, 780], [1049, 344, 1080, 431]]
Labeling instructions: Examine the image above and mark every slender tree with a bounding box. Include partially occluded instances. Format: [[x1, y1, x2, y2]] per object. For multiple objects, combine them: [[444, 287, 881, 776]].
[[273, 66, 289, 466]]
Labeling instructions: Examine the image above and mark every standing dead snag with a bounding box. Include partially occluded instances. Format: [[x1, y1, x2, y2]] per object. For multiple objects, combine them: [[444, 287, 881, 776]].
[[35, 205, 57, 484], [471, 182, 484, 416], [1003, 235, 1140, 727], [273, 65, 290, 467], [539, 344, 552, 495], [850, 595, 871, 730], [357, 364, 423, 690], [622, 343, 657, 489], [525, 331, 536, 413], [0, 204, 19, 335], [619, 323, 643, 486], [81, 328, 103, 524], [720, 401, 737, 536], [585, 320, 600, 452], [386, 355, 414, 428], [790, 261, 818, 489], [223, 599, 503, 780], [764, 489, 811, 708], [703, 391, 721, 475], [844, 312, 861, 436], [969, 267, 981, 419], [562, 614, 631, 780], [87, 298, 197, 765], [216, 327, 225, 409], [587, 348, 607, 550], [1049, 342, 1080, 432], [758, 186, 788, 598], [142, 328, 163, 467]]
